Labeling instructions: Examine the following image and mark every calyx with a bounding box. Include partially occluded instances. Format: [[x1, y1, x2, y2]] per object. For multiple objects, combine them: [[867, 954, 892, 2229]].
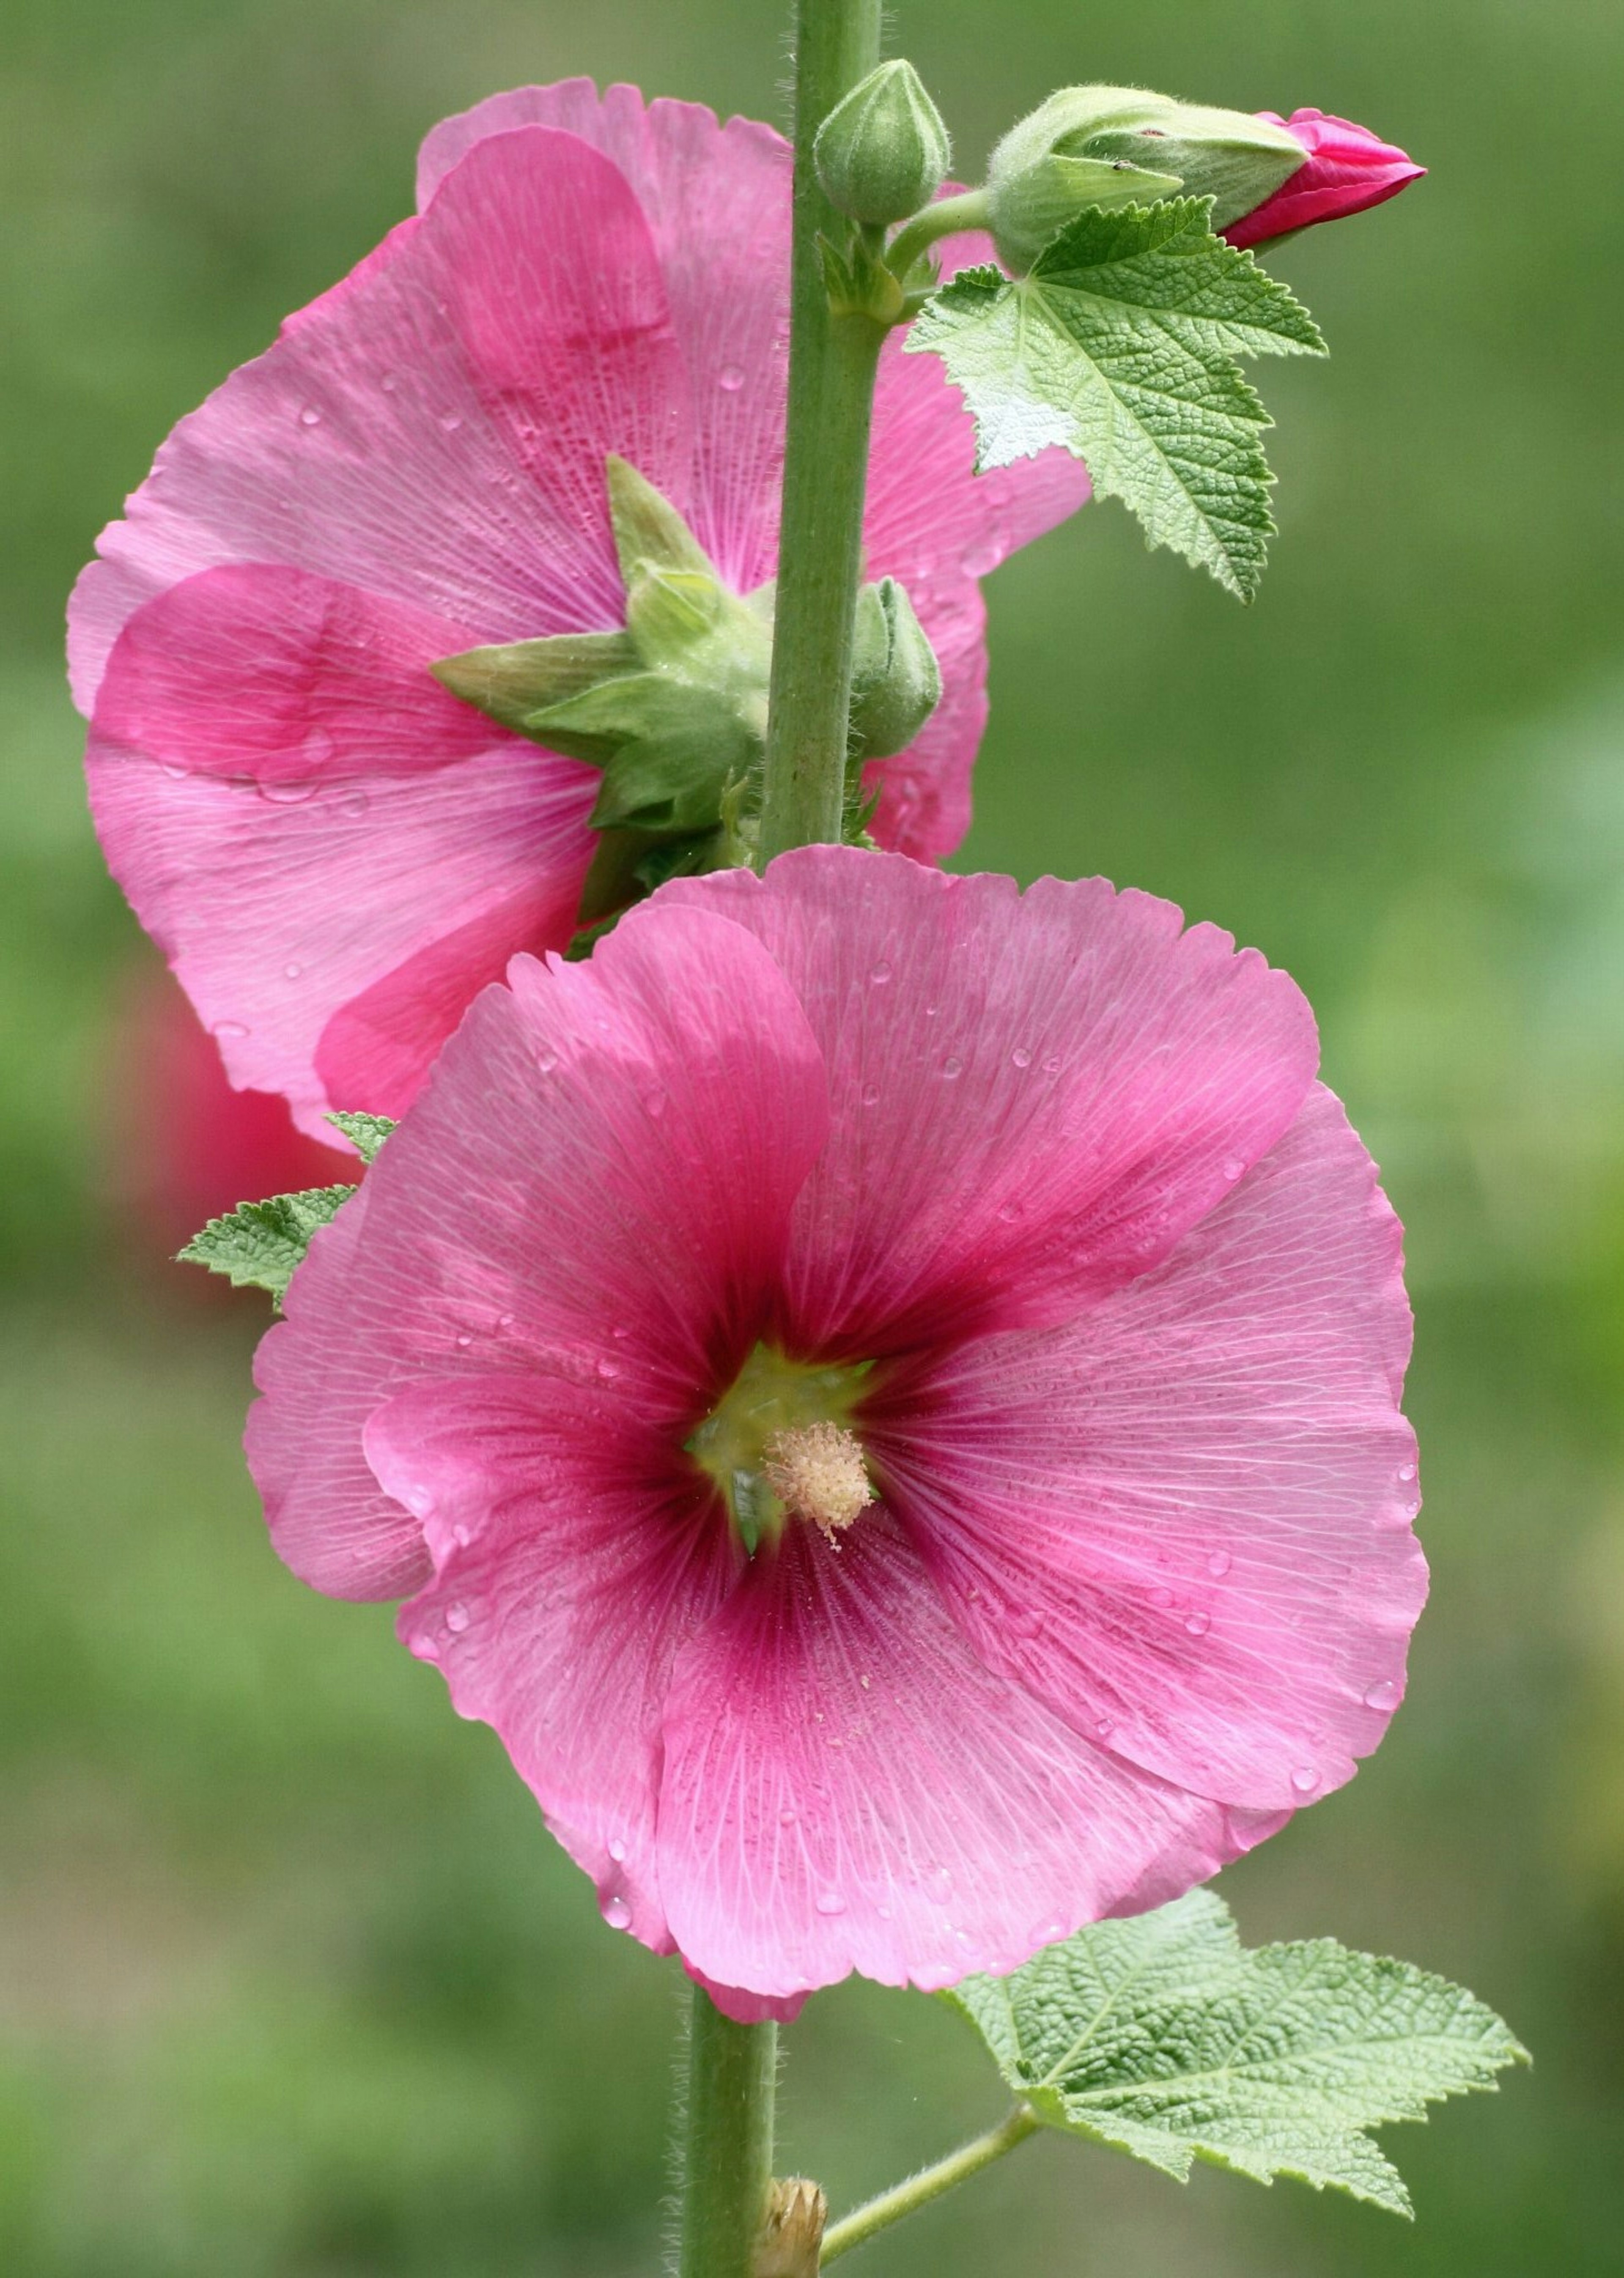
[[433, 459, 941, 939]]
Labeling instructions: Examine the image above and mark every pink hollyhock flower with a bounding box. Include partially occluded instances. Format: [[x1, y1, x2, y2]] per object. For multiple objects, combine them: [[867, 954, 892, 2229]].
[[70, 81, 1085, 1142], [248, 846, 1425, 2019], [1226, 110, 1424, 250], [106, 966, 353, 1271]]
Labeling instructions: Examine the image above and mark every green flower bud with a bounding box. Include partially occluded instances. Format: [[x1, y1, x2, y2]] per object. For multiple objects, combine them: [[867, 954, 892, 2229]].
[[987, 84, 1306, 271], [814, 60, 952, 229], [848, 577, 941, 759]]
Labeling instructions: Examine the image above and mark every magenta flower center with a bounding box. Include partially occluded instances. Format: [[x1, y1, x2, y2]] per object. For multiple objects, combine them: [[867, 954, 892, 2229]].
[[687, 1344, 877, 1552]]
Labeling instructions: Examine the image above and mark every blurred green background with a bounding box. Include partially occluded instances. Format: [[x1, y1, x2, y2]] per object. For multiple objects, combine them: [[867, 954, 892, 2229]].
[[4, 0, 1622, 2270]]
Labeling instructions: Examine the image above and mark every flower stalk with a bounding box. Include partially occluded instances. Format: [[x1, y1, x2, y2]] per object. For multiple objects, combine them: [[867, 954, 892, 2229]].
[[677, 1987, 781, 2278], [757, 0, 886, 862], [819, 2105, 1042, 2264]]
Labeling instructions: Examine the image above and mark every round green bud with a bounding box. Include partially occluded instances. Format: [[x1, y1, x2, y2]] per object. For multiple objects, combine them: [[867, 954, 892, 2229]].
[[987, 84, 1306, 271], [848, 578, 941, 758], [815, 60, 952, 229]]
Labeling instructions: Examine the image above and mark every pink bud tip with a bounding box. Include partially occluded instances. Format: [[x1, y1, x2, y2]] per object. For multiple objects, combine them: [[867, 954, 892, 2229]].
[[1224, 110, 1425, 251]]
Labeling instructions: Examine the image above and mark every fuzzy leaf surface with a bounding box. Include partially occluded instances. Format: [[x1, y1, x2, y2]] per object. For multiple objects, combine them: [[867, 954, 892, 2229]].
[[944, 1891, 1526, 2214], [325, 1110, 397, 1164], [907, 199, 1326, 597], [178, 1185, 356, 1302]]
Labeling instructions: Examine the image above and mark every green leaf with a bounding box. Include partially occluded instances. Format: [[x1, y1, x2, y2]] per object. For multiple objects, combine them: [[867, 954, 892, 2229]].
[[178, 1185, 356, 1304], [907, 198, 1327, 598], [944, 1891, 1527, 2215], [325, 1110, 396, 1165]]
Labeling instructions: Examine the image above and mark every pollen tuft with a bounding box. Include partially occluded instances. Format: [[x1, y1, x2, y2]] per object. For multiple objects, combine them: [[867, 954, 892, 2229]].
[[763, 1420, 874, 1543]]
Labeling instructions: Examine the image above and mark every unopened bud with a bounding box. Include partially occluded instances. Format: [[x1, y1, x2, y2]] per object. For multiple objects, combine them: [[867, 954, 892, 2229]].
[[848, 578, 941, 758], [987, 85, 1306, 271], [815, 60, 952, 229]]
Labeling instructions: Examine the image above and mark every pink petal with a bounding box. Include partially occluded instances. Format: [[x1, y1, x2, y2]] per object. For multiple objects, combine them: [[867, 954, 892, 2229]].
[[69, 126, 689, 713], [659, 849, 1319, 1352], [875, 1084, 1426, 1814], [418, 82, 795, 595], [656, 1509, 1266, 2002], [247, 900, 830, 1593], [372, 1373, 737, 1960], [87, 565, 599, 1136], [1226, 109, 1424, 251]]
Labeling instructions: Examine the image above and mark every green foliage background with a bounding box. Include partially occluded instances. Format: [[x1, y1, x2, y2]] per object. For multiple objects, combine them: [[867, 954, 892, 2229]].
[[2, 0, 1621, 2270]]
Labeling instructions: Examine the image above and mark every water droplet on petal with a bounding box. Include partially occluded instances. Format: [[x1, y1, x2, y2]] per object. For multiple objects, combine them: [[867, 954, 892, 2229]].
[[608, 1837, 626, 1863], [444, 1601, 470, 1634], [1222, 1156, 1245, 1182], [603, 1893, 633, 1930], [260, 775, 318, 805], [642, 1087, 667, 1118], [452, 1523, 471, 1549], [160, 761, 189, 781], [379, 371, 399, 393], [338, 788, 370, 819], [283, 961, 303, 980], [211, 1020, 250, 1041], [1207, 1550, 1232, 1579], [438, 411, 464, 433], [455, 1332, 473, 1349], [861, 1085, 880, 1108], [1095, 1717, 1115, 1738], [924, 1864, 953, 1903], [815, 1889, 846, 1916], [718, 364, 745, 392], [869, 959, 892, 984], [497, 1312, 516, 1332], [596, 1357, 621, 1381], [1042, 1055, 1062, 1075], [1185, 1611, 1211, 1638], [1397, 1462, 1417, 1483], [1289, 1764, 1321, 1796], [298, 403, 322, 427], [302, 726, 335, 767], [1150, 1585, 1174, 1609], [535, 1050, 559, 1075], [1011, 1046, 1032, 1069], [779, 1809, 797, 1828], [1363, 1678, 1400, 1712], [962, 538, 1001, 576], [942, 1055, 963, 1080]]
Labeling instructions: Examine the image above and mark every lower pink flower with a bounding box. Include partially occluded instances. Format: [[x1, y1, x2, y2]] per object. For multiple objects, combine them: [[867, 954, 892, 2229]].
[[1227, 110, 1425, 250], [248, 848, 1424, 2018]]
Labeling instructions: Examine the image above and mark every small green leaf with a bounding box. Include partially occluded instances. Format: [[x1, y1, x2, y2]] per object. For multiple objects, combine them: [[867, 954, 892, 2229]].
[[907, 198, 1326, 598], [325, 1110, 396, 1164], [944, 1891, 1527, 2215], [178, 1185, 357, 1304]]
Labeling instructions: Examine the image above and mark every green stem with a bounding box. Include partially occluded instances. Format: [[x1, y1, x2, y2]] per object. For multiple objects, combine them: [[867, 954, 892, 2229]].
[[757, 0, 886, 863], [818, 2105, 1041, 2264], [677, 1986, 780, 2278], [883, 187, 992, 283]]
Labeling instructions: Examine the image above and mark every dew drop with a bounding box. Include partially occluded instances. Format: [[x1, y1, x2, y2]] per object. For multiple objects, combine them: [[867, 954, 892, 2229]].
[[869, 959, 892, 984], [1042, 1055, 1062, 1075], [1095, 1717, 1115, 1738], [924, 1864, 953, 1903], [535, 1050, 559, 1075], [1221, 1156, 1245, 1182], [452, 1524, 471, 1549], [861, 1085, 880, 1108], [302, 726, 335, 767], [1396, 1462, 1417, 1483], [596, 1357, 622, 1381], [1185, 1611, 1211, 1638], [1150, 1585, 1174, 1609], [444, 1601, 470, 1634], [160, 761, 189, 781], [1011, 1046, 1032, 1069], [283, 961, 303, 980], [438, 411, 464, 433], [1363, 1678, 1400, 1712], [603, 1893, 633, 1930], [497, 1312, 516, 1332], [941, 1055, 963, 1080], [379, 370, 399, 393], [1207, 1550, 1232, 1579], [298, 403, 322, 427], [608, 1837, 626, 1863], [1289, 1764, 1321, 1796], [211, 1020, 250, 1040], [455, 1332, 473, 1349], [260, 775, 318, 805], [961, 538, 1001, 577], [642, 1087, 667, 1118], [779, 1809, 798, 1828], [338, 788, 370, 820], [815, 1889, 846, 1916], [718, 363, 746, 392]]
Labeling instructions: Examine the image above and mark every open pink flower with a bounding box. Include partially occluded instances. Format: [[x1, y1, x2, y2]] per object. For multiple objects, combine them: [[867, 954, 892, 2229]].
[[71, 81, 1085, 1141], [248, 847, 1425, 2018], [1226, 110, 1424, 250]]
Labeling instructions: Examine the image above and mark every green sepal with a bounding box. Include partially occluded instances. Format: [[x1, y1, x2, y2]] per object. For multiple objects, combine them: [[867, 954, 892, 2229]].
[[324, 1110, 396, 1164], [430, 631, 638, 739], [178, 1184, 357, 1305], [605, 452, 714, 585], [944, 1890, 1527, 2216], [908, 197, 1325, 599], [987, 153, 1182, 274]]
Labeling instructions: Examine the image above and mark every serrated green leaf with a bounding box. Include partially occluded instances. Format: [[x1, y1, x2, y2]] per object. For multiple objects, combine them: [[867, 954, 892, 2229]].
[[325, 1110, 396, 1165], [178, 1185, 356, 1303], [944, 1891, 1527, 2215], [907, 198, 1326, 598]]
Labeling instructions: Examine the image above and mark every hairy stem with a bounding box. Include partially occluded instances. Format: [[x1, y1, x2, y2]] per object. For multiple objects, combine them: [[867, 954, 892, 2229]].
[[757, 0, 886, 862], [818, 2105, 1042, 2264], [676, 1987, 780, 2278], [884, 187, 991, 282]]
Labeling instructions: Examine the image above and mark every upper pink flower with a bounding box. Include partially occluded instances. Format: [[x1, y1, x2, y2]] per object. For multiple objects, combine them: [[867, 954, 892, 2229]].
[[1226, 110, 1425, 250], [72, 82, 1086, 1142], [248, 847, 1425, 2019]]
